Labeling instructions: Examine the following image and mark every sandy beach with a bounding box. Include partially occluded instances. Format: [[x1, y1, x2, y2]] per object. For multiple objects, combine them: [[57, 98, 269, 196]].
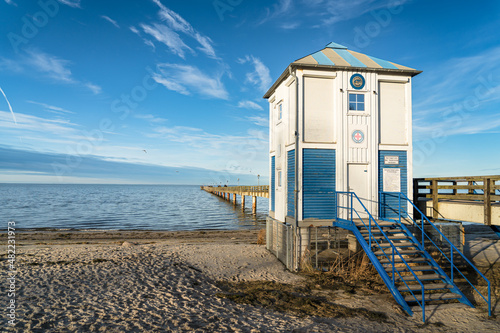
[[2, 228, 500, 332]]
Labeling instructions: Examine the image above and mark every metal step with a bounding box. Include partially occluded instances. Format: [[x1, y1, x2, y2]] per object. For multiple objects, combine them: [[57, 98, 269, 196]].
[[374, 249, 422, 256], [385, 265, 436, 272], [359, 226, 403, 232], [405, 292, 462, 302], [398, 283, 453, 292], [355, 221, 396, 227], [365, 234, 410, 241], [375, 241, 416, 248], [359, 228, 406, 236], [379, 257, 428, 264], [399, 274, 444, 282]]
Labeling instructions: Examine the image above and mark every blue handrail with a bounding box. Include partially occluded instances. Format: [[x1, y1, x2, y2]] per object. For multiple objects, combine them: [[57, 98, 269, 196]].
[[380, 191, 491, 317], [336, 191, 426, 320]]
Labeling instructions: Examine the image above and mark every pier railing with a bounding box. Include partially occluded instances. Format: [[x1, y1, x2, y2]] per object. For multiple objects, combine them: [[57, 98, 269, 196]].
[[201, 185, 269, 197], [414, 176, 500, 225]]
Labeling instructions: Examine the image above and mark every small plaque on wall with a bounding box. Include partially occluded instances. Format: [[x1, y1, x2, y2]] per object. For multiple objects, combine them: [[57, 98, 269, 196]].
[[384, 156, 399, 165], [383, 168, 401, 192]]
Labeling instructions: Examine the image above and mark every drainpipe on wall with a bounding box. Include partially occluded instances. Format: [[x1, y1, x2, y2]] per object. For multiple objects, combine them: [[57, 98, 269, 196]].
[[289, 65, 301, 270], [288, 65, 299, 229]]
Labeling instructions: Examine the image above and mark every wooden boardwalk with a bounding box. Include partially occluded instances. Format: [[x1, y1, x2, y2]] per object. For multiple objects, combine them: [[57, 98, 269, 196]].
[[201, 186, 269, 214]]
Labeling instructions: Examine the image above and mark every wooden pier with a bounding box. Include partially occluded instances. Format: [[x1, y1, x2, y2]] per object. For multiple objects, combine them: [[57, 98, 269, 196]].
[[201, 186, 269, 215]]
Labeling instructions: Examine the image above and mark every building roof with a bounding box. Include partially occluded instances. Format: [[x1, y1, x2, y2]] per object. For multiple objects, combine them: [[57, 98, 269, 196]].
[[264, 42, 422, 99]]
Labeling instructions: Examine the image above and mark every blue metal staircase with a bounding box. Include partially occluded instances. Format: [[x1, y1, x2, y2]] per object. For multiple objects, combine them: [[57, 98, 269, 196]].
[[333, 191, 491, 322]]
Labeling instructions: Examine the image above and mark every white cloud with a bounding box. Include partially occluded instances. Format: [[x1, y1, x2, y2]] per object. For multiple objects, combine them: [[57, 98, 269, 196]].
[[26, 50, 74, 83], [10, 50, 102, 94], [26, 100, 75, 115], [57, 0, 81, 8], [4, 0, 16, 6], [414, 114, 500, 139], [280, 22, 301, 30], [238, 55, 272, 93], [192, 33, 217, 59], [153, 63, 229, 99], [259, 0, 293, 24], [246, 116, 268, 127], [0, 110, 77, 136], [130, 26, 140, 35], [320, 0, 411, 25], [412, 46, 500, 144], [258, 0, 411, 27], [130, 26, 156, 50], [140, 23, 192, 59], [0, 58, 23, 72], [134, 113, 167, 123], [238, 100, 264, 111], [151, 0, 217, 59], [144, 39, 156, 50], [101, 15, 120, 28], [84, 82, 102, 95], [152, 72, 190, 95], [146, 124, 268, 173]]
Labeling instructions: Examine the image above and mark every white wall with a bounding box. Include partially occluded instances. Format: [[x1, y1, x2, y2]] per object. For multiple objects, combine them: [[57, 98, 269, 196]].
[[269, 77, 293, 222], [268, 68, 414, 222]]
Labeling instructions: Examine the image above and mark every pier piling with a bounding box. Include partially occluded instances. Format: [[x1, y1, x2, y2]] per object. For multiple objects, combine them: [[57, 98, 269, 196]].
[[201, 186, 269, 215]]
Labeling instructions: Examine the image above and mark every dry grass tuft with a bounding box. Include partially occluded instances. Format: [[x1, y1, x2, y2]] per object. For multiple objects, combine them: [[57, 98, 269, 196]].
[[300, 248, 315, 273], [301, 251, 386, 294], [256, 229, 266, 245]]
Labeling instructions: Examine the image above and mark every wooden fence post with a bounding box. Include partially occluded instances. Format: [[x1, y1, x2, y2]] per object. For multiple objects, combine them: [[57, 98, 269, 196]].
[[484, 178, 491, 226], [413, 179, 419, 218], [432, 180, 439, 220], [468, 181, 474, 195]]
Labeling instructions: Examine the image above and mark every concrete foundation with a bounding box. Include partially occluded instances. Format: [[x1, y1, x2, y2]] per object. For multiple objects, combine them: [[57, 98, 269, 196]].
[[420, 200, 500, 226]]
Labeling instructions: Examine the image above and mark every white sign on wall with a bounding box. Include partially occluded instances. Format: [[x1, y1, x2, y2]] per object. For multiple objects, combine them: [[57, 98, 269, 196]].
[[384, 156, 399, 165], [383, 168, 401, 192]]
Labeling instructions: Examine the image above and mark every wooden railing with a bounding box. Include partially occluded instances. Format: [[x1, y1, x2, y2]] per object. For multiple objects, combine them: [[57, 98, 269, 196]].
[[414, 176, 500, 225], [201, 185, 269, 197], [201, 185, 269, 214]]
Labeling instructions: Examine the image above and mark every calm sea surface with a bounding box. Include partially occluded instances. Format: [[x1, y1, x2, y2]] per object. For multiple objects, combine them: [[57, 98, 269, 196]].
[[1, 184, 269, 231]]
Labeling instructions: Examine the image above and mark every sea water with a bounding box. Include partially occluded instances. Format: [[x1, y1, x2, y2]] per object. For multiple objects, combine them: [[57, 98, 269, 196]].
[[1, 184, 268, 231]]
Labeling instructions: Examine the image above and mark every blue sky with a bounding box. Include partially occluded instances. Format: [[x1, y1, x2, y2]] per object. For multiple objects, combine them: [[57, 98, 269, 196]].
[[0, 0, 499, 184]]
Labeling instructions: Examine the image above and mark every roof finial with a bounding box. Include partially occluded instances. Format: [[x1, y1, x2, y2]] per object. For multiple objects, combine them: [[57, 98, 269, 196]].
[[326, 42, 348, 50]]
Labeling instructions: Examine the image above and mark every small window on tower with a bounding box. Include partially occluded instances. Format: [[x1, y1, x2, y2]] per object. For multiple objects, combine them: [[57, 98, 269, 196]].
[[349, 93, 365, 111], [278, 103, 283, 120]]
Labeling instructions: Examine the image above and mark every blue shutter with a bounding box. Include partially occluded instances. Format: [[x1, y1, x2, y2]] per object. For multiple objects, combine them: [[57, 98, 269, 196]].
[[302, 149, 336, 219], [287, 150, 295, 217], [270, 156, 275, 212], [378, 151, 407, 218]]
